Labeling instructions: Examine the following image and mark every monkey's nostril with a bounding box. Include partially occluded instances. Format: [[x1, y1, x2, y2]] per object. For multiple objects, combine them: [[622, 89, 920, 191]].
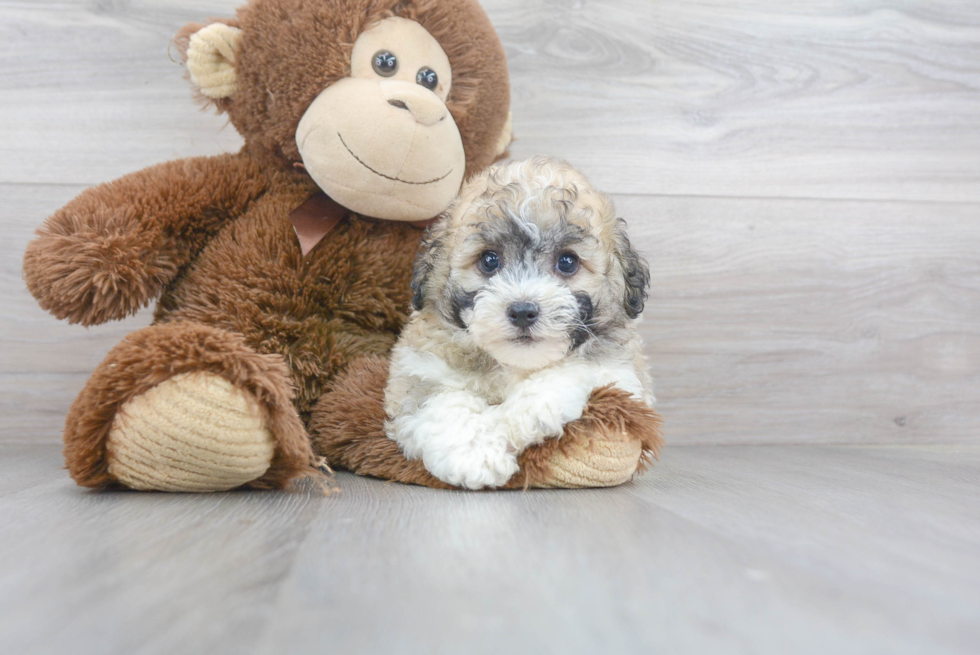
[[388, 99, 409, 110]]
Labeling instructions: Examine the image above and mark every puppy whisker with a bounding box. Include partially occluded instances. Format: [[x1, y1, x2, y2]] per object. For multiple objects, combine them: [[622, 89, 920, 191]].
[[573, 318, 597, 339]]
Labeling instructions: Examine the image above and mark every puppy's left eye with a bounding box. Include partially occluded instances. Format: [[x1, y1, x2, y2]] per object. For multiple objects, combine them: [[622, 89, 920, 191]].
[[556, 252, 579, 275], [479, 250, 500, 274]]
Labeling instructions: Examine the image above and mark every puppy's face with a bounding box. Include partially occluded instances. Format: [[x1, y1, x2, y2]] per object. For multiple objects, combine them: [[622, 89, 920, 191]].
[[412, 158, 649, 370]]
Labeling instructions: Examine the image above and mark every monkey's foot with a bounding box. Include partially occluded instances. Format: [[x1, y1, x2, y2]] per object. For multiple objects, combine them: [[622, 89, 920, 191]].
[[106, 372, 276, 492], [64, 321, 314, 492]]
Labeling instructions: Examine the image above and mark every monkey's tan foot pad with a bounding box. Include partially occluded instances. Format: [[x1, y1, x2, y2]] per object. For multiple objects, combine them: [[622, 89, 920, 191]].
[[106, 372, 276, 492], [532, 436, 643, 489]]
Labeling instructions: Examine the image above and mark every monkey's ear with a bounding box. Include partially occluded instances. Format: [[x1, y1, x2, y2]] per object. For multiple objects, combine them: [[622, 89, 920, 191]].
[[493, 111, 514, 160], [174, 21, 242, 102], [614, 220, 650, 319]]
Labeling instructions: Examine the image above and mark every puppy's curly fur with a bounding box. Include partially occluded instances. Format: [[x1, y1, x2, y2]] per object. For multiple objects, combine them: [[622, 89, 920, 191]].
[[384, 158, 654, 489]]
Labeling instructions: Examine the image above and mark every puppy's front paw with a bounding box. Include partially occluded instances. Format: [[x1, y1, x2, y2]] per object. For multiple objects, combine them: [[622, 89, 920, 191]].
[[502, 382, 591, 447], [425, 439, 519, 490]]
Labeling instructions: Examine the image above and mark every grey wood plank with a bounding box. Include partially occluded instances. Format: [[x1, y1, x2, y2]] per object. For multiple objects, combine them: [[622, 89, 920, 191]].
[[5, 184, 978, 445], [0, 443, 324, 655], [250, 445, 980, 655], [498, 0, 980, 201], [1, 1, 978, 201], [2, 444, 966, 655], [0, 375, 85, 443], [0, 0, 244, 188], [0, 443, 66, 496], [622, 194, 980, 445]]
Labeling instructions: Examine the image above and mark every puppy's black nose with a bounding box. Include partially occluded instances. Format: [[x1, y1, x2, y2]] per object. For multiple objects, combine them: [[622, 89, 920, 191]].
[[508, 302, 539, 328]]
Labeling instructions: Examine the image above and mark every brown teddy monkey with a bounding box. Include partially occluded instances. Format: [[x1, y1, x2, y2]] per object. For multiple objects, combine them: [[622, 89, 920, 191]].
[[23, 0, 662, 492]]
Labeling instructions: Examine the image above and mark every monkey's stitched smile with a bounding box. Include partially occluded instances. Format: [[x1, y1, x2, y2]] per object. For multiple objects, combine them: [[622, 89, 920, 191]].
[[337, 133, 453, 186]]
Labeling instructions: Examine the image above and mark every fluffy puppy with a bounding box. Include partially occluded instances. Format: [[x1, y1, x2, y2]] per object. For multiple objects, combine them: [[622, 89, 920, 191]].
[[384, 158, 654, 489]]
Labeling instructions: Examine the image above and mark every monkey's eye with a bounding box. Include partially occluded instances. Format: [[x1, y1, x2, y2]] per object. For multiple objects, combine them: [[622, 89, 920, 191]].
[[478, 250, 500, 274], [372, 51, 398, 77], [557, 252, 579, 275], [416, 67, 439, 91]]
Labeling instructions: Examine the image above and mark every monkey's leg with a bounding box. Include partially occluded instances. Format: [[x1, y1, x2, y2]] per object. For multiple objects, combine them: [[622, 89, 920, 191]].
[[65, 321, 314, 492], [513, 385, 664, 489], [309, 357, 453, 489], [309, 356, 663, 490]]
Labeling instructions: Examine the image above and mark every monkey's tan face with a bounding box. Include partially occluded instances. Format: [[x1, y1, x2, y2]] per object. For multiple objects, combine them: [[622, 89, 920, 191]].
[[295, 17, 466, 221]]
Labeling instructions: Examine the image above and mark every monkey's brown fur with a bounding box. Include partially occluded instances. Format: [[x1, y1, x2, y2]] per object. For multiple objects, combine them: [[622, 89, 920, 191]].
[[23, 0, 663, 491]]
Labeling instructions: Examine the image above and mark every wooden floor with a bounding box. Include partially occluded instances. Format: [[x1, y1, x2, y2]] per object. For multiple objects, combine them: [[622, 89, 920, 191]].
[[2, 0, 979, 653], [0, 442, 977, 654]]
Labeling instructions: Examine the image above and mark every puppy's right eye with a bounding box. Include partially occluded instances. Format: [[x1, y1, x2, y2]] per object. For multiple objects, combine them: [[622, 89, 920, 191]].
[[557, 252, 580, 275], [478, 250, 500, 274]]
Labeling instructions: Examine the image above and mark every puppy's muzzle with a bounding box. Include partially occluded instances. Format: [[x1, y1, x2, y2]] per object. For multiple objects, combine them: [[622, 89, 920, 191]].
[[507, 301, 539, 329]]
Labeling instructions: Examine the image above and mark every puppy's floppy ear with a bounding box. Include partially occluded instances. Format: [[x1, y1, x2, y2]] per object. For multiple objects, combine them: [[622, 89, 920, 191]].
[[410, 256, 431, 312], [410, 225, 445, 311], [613, 219, 650, 319]]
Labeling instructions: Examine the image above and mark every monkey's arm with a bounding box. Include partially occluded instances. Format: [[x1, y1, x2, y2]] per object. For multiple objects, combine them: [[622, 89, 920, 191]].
[[23, 152, 267, 326]]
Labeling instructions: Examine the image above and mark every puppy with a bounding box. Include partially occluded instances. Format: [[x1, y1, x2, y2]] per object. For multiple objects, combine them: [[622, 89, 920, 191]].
[[384, 158, 654, 489]]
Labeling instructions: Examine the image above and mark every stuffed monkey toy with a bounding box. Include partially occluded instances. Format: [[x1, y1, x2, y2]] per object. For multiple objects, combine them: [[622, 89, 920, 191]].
[[23, 0, 662, 492]]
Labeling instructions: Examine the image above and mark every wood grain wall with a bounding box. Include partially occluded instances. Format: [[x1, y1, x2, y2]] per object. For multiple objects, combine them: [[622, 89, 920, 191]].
[[1, 0, 977, 444]]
